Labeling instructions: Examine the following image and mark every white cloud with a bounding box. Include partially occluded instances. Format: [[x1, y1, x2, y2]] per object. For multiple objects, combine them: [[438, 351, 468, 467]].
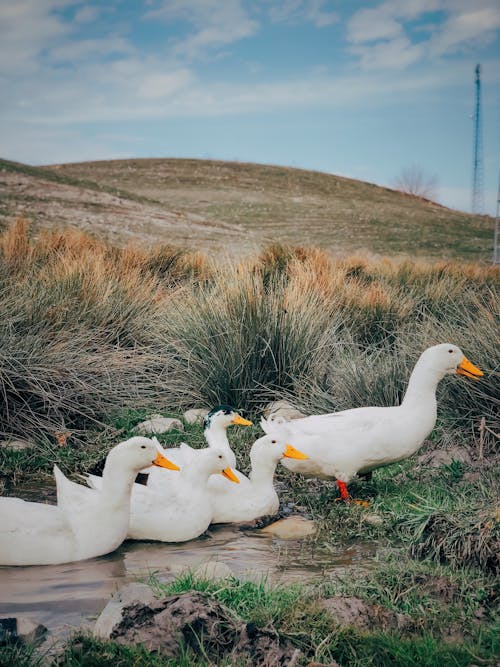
[[136, 69, 194, 99], [0, 58, 469, 129], [146, 0, 258, 59], [266, 0, 339, 28], [48, 37, 134, 63], [350, 37, 423, 70], [346, 1, 500, 70], [0, 0, 74, 75], [346, 0, 442, 44], [305, 0, 339, 27], [74, 5, 100, 24], [429, 7, 500, 55], [347, 8, 402, 44]]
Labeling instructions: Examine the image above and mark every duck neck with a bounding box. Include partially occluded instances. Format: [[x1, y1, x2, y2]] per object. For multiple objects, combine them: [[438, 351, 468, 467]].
[[248, 455, 277, 490], [205, 424, 229, 451], [401, 357, 442, 411], [181, 462, 212, 488], [100, 461, 136, 509], [204, 425, 235, 467]]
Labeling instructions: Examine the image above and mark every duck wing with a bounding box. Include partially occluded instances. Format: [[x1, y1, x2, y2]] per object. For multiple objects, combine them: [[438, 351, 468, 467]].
[[0, 496, 68, 537], [262, 407, 386, 441], [55, 465, 97, 508]]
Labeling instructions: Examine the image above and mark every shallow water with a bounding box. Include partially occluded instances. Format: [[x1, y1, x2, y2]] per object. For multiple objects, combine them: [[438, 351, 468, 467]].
[[0, 482, 379, 641]]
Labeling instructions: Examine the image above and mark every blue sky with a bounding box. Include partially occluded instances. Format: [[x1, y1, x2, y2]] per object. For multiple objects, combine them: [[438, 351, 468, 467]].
[[1, 1, 499, 214]]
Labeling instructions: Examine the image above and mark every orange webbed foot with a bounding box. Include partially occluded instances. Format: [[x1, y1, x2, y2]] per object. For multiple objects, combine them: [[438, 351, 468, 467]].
[[336, 480, 369, 506]]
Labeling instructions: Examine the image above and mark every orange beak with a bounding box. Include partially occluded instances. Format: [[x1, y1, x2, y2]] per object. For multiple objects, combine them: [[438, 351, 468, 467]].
[[221, 467, 240, 483], [153, 452, 180, 471], [283, 444, 309, 460], [456, 356, 483, 380], [232, 415, 253, 426]]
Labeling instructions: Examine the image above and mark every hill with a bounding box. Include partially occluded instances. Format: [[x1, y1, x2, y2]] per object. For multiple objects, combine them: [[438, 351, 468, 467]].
[[0, 157, 494, 260]]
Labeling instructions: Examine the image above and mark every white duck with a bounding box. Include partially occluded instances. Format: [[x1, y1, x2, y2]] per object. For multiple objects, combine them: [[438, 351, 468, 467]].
[[261, 344, 483, 501], [207, 434, 308, 524], [86, 448, 239, 542], [144, 405, 252, 488], [0, 437, 179, 566]]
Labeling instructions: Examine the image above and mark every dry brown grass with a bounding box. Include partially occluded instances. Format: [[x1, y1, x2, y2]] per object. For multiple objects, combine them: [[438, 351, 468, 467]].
[[0, 221, 203, 440], [0, 221, 498, 441]]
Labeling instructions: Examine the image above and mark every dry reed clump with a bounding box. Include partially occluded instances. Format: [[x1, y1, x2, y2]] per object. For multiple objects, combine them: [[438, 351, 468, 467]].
[[0, 221, 498, 440], [157, 264, 338, 410], [0, 326, 175, 441], [263, 250, 499, 427], [144, 244, 212, 287], [160, 245, 498, 426], [0, 221, 194, 441], [401, 504, 499, 573]]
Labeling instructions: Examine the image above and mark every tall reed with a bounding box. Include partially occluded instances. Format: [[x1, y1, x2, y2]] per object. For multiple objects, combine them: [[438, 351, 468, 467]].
[[0, 221, 497, 441]]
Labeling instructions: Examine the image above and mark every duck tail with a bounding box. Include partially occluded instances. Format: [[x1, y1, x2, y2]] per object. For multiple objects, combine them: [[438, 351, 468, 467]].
[[260, 415, 286, 435]]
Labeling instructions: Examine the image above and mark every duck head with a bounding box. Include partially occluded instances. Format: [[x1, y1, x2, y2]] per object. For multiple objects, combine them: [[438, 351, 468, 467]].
[[250, 434, 308, 467], [107, 436, 180, 472], [423, 344, 483, 380], [203, 405, 253, 431], [196, 447, 240, 483]]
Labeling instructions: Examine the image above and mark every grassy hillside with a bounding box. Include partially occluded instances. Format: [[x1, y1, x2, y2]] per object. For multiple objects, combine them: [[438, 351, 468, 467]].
[[0, 158, 259, 253], [0, 156, 494, 260], [50, 158, 494, 261]]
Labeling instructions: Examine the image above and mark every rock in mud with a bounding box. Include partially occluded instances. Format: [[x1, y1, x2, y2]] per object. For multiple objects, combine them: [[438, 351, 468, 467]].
[[94, 583, 156, 639], [264, 400, 306, 421], [110, 591, 298, 665], [0, 438, 33, 451], [0, 616, 47, 646], [416, 447, 472, 468], [361, 513, 384, 526], [133, 415, 184, 435], [183, 408, 209, 425], [260, 516, 317, 539]]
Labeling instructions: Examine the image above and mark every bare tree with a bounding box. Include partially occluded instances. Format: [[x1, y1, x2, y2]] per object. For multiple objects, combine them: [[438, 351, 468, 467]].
[[395, 164, 438, 201]]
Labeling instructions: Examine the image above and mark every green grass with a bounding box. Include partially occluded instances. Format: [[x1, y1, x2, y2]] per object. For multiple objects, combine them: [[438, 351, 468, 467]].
[[156, 572, 306, 628], [39, 569, 499, 666], [274, 439, 499, 568], [0, 641, 44, 667]]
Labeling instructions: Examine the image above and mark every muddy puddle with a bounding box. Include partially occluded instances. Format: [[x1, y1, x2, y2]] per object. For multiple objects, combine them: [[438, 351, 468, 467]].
[[0, 482, 379, 640]]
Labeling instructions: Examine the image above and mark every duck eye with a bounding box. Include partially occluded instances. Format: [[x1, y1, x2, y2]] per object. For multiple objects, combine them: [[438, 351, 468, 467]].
[[271, 440, 276, 444], [448, 349, 453, 353], [140, 445, 146, 449]]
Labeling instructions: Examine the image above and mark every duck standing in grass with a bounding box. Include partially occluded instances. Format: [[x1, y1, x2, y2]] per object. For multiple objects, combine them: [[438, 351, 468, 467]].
[[86, 448, 239, 542], [207, 434, 308, 524], [0, 437, 179, 566], [261, 344, 483, 501]]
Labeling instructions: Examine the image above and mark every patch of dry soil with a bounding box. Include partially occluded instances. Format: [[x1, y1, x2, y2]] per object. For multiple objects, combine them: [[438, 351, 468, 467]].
[[0, 170, 261, 255], [111, 591, 298, 665]]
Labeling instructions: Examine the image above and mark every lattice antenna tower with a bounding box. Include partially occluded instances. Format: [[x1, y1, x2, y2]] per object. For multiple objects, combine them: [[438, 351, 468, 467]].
[[471, 64, 484, 213]]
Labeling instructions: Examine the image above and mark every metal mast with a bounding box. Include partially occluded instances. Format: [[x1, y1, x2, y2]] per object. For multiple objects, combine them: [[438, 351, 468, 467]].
[[471, 64, 484, 213]]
